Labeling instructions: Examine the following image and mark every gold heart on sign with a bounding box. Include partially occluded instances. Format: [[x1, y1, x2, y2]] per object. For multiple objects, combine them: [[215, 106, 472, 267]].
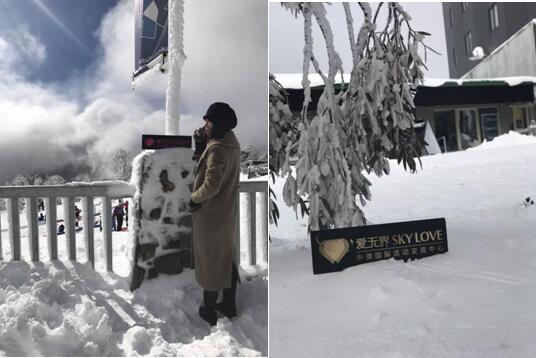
[[319, 238, 350, 264]]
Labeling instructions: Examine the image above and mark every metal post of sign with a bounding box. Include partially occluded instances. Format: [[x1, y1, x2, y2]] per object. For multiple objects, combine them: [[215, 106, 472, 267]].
[[165, 0, 186, 135]]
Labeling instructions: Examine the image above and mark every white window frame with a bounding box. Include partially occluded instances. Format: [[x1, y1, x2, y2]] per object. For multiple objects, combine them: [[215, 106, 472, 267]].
[[511, 104, 532, 129], [432, 106, 494, 151], [478, 106, 500, 142], [457, 108, 482, 150]]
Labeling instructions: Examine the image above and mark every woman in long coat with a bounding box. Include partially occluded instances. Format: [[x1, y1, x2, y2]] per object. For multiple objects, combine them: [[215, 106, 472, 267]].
[[189, 102, 240, 326]]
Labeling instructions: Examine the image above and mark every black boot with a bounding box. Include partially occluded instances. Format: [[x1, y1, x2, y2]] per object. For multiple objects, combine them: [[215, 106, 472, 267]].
[[199, 290, 218, 326], [215, 299, 236, 319], [216, 264, 238, 319]]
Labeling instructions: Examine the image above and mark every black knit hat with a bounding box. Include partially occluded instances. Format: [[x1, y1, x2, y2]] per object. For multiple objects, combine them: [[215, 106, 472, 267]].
[[203, 102, 237, 131]]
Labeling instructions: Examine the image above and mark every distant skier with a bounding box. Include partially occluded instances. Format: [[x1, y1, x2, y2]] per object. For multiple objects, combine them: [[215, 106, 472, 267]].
[[113, 201, 125, 231], [75, 205, 81, 221]]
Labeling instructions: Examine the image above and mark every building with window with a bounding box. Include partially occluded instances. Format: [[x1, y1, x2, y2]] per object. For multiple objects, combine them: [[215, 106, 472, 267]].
[[272, 5, 536, 156], [443, 2, 535, 78], [414, 78, 535, 152], [273, 74, 535, 154]]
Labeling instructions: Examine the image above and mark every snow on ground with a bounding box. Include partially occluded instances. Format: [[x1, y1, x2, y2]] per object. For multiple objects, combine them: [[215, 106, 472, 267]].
[[0, 200, 267, 356], [270, 132, 536, 358]]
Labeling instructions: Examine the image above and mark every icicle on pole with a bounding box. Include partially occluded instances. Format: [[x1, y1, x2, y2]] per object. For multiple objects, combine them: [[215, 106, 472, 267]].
[[165, 0, 186, 135]]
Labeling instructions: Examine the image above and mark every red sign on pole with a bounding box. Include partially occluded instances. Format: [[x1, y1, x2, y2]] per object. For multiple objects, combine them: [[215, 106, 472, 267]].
[[142, 134, 192, 150]]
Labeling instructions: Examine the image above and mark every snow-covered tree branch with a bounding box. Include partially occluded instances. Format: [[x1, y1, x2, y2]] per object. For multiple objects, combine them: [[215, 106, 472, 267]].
[[269, 74, 305, 226], [273, 2, 430, 231]]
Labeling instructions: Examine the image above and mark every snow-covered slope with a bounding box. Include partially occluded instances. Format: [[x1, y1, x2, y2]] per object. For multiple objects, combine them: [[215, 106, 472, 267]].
[[270, 132, 536, 358], [0, 257, 267, 356], [0, 209, 267, 356]]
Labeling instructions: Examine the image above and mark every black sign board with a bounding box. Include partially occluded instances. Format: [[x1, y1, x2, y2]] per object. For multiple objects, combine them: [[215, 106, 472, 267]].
[[142, 134, 192, 150], [310, 218, 448, 274]]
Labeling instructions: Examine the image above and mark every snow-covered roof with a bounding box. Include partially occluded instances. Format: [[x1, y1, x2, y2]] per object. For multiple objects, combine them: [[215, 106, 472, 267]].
[[273, 73, 350, 89], [273, 73, 535, 89], [421, 77, 536, 87]]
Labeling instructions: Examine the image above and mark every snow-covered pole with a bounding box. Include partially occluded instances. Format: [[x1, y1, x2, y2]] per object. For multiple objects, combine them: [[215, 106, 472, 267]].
[[165, 0, 186, 135]]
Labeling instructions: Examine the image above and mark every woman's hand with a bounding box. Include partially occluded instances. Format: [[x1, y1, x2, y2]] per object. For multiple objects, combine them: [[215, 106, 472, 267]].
[[188, 199, 202, 213], [193, 126, 208, 161]]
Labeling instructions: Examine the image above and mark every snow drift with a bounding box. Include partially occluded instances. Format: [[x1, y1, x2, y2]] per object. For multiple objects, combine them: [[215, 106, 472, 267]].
[[0, 206, 267, 356], [270, 132, 535, 358]]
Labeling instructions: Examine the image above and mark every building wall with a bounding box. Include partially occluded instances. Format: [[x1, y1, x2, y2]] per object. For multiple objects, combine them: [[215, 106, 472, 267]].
[[462, 22, 536, 79], [443, 2, 536, 78]]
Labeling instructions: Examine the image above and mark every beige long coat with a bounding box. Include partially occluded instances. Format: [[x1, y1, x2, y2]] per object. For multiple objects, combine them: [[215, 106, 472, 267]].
[[191, 131, 240, 291]]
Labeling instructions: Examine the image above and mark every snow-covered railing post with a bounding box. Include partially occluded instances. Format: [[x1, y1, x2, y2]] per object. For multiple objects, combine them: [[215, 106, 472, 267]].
[[26, 197, 39, 261], [0, 209, 2, 260], [235, 193, 241, 268], [7, 198, 21, 260], [101, 196, 113, 272], [249, 191, 256, 265], [82, 196, 94, 268], [63, 196, 76, 261], [259, 190, 268, 264], [45, 197, 58, 260], [238, 181, 268, 270]]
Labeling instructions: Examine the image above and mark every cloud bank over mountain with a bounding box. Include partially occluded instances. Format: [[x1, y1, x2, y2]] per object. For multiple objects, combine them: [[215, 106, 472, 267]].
[[0, 0, 267, 184]]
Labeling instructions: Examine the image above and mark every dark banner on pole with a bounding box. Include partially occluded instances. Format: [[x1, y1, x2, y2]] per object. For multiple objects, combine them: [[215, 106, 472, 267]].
[[134, 0, 168, 79], [310, 218, 448, 274]]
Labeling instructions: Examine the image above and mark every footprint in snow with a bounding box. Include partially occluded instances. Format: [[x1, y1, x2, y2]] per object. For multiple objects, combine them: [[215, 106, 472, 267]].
[[450, 322, 472, 330], [371, 312, 388, 323], [368, 285, 389, 300], [425, 289, 443, 300]]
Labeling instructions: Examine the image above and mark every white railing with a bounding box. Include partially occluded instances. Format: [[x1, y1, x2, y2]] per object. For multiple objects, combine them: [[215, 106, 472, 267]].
[[238, 181, 268, 270], [0, 180, 268, 273], [0, 182, 134, 272]]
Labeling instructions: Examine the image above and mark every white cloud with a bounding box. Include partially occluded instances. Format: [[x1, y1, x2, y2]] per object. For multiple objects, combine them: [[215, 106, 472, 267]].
[[0, 0, 267, 183], [13, 25, 47, 64], [0, 25, 46, 75], [0, 37, 16, 71]]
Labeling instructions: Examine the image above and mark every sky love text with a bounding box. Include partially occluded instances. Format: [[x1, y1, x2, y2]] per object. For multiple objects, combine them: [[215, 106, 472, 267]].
[[354, 230, 444, 250]]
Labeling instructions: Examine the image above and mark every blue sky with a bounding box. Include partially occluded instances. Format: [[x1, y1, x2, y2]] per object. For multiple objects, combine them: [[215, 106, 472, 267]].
[[0, 0, 119, 83], [0, 0, 267, 184]]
